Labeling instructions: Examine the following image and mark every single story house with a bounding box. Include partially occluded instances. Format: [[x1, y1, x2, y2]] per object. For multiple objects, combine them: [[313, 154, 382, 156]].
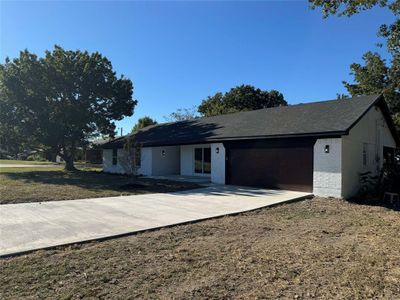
[[102, 94, 399, 198]]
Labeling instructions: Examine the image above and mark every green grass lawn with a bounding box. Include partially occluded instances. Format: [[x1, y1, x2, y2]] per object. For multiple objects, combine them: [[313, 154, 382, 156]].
[[0, 159, 58, 165], [0, 167, 200, 204]]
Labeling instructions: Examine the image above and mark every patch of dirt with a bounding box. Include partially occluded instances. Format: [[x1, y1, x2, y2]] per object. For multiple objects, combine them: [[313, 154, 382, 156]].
[[1, 197, 400, 299]]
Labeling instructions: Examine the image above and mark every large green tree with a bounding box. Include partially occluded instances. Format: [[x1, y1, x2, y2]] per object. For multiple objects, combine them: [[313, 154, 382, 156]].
[[310, 0, 400, 127], [198, 85, 286, 117], [0, 124, 29, 158], [0, 46, 136, 170], [343, 52, 400, 125], [131, 116, 158, 133]]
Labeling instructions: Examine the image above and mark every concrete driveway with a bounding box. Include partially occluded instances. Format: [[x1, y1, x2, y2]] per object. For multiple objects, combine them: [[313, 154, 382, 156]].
[[0, 185, 312, 257]]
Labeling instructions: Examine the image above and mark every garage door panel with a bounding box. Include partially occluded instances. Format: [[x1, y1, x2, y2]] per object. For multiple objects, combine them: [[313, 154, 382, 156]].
[[226, 140, 314, 192]]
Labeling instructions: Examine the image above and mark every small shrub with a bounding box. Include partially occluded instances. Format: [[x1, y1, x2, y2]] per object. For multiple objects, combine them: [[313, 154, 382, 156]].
[[380, 163, 400, 194], [358, 171, 379, 199], [27, 153, 46, 161], [355, 164, 400, 210]]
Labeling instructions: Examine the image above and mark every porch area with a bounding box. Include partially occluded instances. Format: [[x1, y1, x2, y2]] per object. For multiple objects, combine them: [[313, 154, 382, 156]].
[[137, 143, 226, 185]]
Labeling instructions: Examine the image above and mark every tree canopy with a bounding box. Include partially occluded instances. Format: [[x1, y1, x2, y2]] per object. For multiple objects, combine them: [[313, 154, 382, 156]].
[[310, 0, 400, 128], [0, 46, 136, 169], [164, 107, 198, 122], [343, 52, 400, 125], [131, 116, 158, 133], [310, 0, 400, 56], [198, 85, 287, 117]]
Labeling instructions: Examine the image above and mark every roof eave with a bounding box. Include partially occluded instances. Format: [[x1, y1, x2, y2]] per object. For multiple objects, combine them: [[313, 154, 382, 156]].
[[137, 131, 346, 147]]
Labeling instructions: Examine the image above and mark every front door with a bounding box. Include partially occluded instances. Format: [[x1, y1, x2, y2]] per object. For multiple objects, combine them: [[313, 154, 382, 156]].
[[194, 147, 211, 174]]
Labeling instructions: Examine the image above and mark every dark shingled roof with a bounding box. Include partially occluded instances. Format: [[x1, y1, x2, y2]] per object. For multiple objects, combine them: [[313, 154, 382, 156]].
[[103, 94, 399, 148]]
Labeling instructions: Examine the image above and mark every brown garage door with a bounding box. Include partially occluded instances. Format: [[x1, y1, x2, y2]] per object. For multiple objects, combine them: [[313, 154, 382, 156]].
[[225, 139, 315, 192]]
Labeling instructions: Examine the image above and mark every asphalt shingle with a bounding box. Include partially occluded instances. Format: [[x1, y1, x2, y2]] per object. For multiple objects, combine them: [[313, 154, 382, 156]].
[[104, 94, 386, 147]]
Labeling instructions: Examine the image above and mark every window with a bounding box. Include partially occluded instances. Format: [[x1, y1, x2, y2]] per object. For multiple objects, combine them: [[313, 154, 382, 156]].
[[194, 147, 211, 174], [195, 148, 203, 173], [362, 143, 368, 166], [112, 148, 118, 165]]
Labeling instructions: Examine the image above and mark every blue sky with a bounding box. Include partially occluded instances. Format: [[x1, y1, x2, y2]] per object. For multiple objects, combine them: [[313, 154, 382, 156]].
[[0, 1, 394, 134]]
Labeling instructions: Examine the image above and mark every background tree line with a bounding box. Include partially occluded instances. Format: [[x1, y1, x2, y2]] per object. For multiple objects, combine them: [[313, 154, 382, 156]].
[[133, 84, 287, 128]]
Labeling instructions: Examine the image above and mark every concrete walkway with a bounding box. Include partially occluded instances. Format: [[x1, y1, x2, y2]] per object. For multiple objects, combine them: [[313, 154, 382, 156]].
[[0, 186, 312, 257]]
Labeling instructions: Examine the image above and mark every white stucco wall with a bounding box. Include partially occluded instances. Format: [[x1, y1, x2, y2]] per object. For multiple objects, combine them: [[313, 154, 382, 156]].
[[103, 145, 184, 176], [211, 143, 225, 184], [138, 147, 152, 176], [102, 149, 112, 172], [313, 106, 397, 199], [102, 148, 127, 174], [313, 138, 342, 198], [180, 145, 194, 176], [341, 106, 396, 198], [151, 146, 180, 175]]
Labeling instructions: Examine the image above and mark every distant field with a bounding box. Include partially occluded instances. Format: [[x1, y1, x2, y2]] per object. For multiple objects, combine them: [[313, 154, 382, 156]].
[[0, 160, 58, 165]]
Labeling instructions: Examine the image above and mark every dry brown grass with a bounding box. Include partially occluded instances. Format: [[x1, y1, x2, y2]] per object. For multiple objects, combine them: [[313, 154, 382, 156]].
[[0, 168, 200, 204], [1, 197, 400, 299]]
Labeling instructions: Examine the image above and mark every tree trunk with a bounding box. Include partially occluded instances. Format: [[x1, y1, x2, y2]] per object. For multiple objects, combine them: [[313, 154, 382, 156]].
[[64, 155, 76, 171]]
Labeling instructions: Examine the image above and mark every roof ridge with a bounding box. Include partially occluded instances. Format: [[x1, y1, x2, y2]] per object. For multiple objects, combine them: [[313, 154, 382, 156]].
[[150, 94, 381, 125]]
